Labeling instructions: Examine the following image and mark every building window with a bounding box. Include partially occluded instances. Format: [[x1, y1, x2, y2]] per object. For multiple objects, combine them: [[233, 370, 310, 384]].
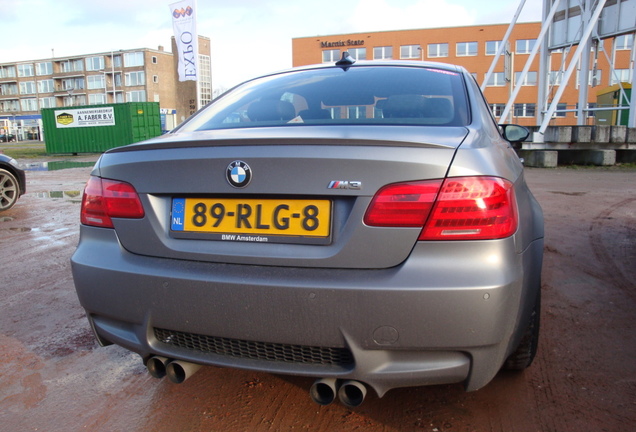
[[514, 103, 536, 117], [113, 55, 123, 68], [126, 90, 146, 102], [549, 70, 563, 86], [0, 83, 18, 96], [373, 46, 393, 60], [60, 59, 84, 73], [39, 97, 56, 108], [38, 79, 55, 93], [615, 34, 634, 50], [87, 75, 106, 89], [125, 71, 145, 86], [486, 41, 502, 55], [153, 75, 159, 84], [0, 100, 20, 112], [19, 81, 36, 95], [63, 95, 87, 107], [17, 64, 34, 77], [575, 103, 596, 117], [348, 48, 367, 61], [21, 98, 38, 111], [86, 56, 105, 71], [456, 42, 478, 56], [36, 62, 53, 76], [0, 66, 16, 78], [516, 39, 536, 54], [576, 69, 603, 87], [490, 104, 505, 117], [322, 49, 340, 63], [61, 77, 85, 91], [124, 52, 144, 67], [486, 72, 506, 86], [152, 56, 158, 64], [610, 69, 632, 85], [199, 54, 212, 106], [514, 71, 538, 86], [89, 93, 107, 105], [428, 43, 448, 58], [553, 103, 568, 117], [400, 44, 421, 59]]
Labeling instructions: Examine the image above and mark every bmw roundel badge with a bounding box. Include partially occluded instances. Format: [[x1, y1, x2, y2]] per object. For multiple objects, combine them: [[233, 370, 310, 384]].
[[226, 160, 252, 188]]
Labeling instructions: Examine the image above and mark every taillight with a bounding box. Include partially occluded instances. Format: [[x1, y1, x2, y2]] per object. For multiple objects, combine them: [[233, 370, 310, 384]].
[[80, 177, 144, 228], [363, 180, 443, 227], [419, 176, 517, 240], [364, 177, 518, 241]]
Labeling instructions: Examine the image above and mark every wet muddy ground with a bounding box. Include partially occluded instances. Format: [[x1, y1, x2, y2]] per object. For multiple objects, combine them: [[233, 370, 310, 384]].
[[1, 155, 635, 432]]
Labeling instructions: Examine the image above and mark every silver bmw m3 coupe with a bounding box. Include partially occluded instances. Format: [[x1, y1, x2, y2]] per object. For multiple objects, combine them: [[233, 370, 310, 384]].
[[72, 55, 543, 407]]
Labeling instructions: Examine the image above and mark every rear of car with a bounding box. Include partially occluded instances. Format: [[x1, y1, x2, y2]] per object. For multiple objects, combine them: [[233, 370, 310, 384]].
[[71, 60, 543, 404]]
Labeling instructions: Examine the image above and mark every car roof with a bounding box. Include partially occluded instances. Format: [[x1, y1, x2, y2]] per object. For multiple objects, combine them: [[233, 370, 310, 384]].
[[243, 59, 468, 84]]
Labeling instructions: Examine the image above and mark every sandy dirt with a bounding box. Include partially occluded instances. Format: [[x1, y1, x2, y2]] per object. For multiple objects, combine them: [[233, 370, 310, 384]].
[[0, 157, 634, 432]]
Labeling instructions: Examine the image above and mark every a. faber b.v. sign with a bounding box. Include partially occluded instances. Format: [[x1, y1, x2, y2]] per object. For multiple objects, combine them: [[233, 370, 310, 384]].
[[54, 107, 116, 128]]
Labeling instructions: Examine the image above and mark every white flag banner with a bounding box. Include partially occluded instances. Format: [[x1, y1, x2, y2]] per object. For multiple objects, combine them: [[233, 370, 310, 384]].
[[170, 0, 199, 82]]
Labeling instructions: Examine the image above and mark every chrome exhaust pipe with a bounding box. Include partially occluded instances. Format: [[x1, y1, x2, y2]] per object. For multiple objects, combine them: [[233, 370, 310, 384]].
[[146, 356, 169, 379], [338, 380, 367, 408], [309, 378, 339, 406], [166, 360, 202, 384]]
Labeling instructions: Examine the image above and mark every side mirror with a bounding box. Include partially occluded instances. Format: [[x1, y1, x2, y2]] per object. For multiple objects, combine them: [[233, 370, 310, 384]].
[[499, 124, 530, 143]]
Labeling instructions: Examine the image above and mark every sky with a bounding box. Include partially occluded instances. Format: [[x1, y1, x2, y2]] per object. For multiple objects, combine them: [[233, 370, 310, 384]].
[[0, 0, 542, 91]]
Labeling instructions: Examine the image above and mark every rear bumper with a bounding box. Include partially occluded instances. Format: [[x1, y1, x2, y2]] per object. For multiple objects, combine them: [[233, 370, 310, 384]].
[[71, 226, 543, 397]]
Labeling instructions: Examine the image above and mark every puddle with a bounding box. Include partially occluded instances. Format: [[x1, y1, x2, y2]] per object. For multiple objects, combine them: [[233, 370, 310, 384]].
[[549, 191, 588, 196], [34, 190, 82, 200], [22, 161, 95, 171], [0, 217, 32, 232]]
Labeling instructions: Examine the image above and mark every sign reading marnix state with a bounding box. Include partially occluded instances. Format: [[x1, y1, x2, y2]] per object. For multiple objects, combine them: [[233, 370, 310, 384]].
[[55, 108, 116, 128]]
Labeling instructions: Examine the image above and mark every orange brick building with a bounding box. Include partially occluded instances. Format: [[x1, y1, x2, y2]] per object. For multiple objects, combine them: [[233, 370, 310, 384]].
[[292, 23, 634, 127]]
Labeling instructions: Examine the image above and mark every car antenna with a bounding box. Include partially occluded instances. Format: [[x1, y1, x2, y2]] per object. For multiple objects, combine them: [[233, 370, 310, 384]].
[[335, 51, 355, 70]]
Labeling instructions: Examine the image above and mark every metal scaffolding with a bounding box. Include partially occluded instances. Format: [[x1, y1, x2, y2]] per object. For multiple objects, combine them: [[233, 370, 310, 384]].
[[487, 0, 636, 135]]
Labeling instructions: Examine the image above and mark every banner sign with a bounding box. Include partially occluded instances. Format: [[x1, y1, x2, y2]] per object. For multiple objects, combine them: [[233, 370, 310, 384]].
[[170, 0, 199, 82], [54, 107, 115, 128]]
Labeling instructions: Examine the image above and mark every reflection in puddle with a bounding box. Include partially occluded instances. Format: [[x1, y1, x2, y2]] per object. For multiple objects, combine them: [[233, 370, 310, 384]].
[[23, 161, 95, 171], [35, 190, 82, 200]]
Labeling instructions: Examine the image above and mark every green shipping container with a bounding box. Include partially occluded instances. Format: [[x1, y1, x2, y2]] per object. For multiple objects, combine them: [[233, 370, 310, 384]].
[[41, 102, 162, 154]]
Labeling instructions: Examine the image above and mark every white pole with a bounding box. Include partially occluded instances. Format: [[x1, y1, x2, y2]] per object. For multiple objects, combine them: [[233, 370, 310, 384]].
[[481, 0, 527, 91], [539, 0, 608, 134], [499, 0, 562, 123]]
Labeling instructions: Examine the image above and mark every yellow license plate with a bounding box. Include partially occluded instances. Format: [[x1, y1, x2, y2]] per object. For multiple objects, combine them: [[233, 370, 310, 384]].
[[171, 198, 331, 239]]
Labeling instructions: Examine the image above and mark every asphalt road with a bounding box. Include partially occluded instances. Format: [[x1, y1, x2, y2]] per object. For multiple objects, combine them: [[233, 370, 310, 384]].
[[1, 156, 634, 432]]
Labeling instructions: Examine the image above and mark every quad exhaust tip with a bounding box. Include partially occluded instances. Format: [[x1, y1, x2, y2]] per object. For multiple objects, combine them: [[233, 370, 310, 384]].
[[146, 356, 169, 379], [310, 378, 339, 405], [147, 360, 367, 405], [310, 378, 367, 407], [338, 380, 367, 408], [146, 357, 201, 384]]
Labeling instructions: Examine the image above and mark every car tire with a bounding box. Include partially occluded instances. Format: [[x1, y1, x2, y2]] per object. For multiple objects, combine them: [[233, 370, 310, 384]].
[[0, 168, 20, 211], [503, 290, 541, 370]]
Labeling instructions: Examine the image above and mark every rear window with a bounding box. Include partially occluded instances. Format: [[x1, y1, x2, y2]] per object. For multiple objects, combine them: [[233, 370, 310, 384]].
[[181, 65, 470, 131]]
